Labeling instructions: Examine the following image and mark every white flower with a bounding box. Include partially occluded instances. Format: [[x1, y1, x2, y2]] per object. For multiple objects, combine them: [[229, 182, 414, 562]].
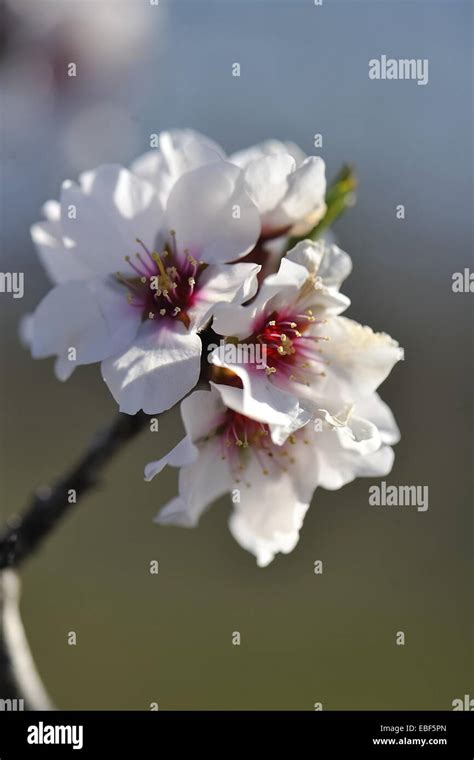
[[229, 140, 327, 239], [210, 239, 403, 425], [133, 133, 327, 242], [26, 159, 261, 413], [144, 383, 399, 567]]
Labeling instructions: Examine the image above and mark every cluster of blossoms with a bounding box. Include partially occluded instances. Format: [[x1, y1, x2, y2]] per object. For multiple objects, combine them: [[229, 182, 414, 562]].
[[24, 129, 403, 566]]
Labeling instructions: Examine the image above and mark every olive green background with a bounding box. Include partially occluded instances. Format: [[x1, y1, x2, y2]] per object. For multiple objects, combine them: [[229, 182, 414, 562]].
[[0, 0, 472, 709]]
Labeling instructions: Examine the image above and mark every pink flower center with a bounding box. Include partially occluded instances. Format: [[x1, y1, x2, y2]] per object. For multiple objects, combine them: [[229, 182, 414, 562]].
[[203, 408, 308, 483], [117, 231, 204, 327], [250, 310, 328, 385]]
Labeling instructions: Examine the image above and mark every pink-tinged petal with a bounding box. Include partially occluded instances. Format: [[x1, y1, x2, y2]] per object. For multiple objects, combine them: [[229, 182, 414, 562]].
[[30, 277, 142, 379], [188, 262, 260, 331], [212, 257, 309, 339], [211, 381, 311, 445], [101, 320, 202, 414], [60, 165, 163, 276], [164, 161, 261, 264]]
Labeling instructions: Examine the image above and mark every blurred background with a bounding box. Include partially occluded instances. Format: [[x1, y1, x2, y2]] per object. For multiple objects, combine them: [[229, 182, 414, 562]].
[[0, 0, 472, 710]]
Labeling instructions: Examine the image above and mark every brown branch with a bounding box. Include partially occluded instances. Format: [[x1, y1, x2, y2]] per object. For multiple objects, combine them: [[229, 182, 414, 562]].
[[0, 411, 149, 570]]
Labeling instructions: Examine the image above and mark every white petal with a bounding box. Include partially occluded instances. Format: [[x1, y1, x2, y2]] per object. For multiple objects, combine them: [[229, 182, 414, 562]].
[[209, 350, 301, 435], [60, 165, 163, 276], [180, 386, 226, 442], [285, 238, 324, 272], [131, 129, 225, 205], [101, 320, 202, 414], [318, 406, 381, 455], [280, 157, 326, 218], [321, 317, 404, 400], [230, 139, 306, 169], [145, 386, 226, 480], [316, 427, 395, 490], [286, 238, 352, 290], [188, 262, 260, 331], [155, 439, 232, 527], [317, 244, 353, 287], [30, 277, 142, 379], [42, 200, 61, 222], [242, 153, 296, 215], [229, 443, 319, 566], [144, 437, 198, 481], [31, 219, 92, 284], [264, 156, 326, 231], [353, 393, 401, 445], [164, 161, 261, 264]]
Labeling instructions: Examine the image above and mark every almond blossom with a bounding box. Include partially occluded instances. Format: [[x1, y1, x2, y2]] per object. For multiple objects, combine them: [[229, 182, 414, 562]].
[[26, 159, 261, 413], [229, 140, 327, 240], [144, 383, 399, 567], [209, 239, 403, 426], [133, 131, 327, 242]]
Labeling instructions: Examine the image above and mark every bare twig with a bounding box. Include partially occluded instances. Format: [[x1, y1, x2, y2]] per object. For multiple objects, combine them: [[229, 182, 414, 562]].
[[0, 570, 54, 709]]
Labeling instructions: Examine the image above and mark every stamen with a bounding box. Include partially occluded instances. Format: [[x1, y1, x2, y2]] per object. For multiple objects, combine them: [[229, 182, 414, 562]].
[[136, 237, 156, 268], [135, 252, 154, 276], [124, 255, 147, 278]]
